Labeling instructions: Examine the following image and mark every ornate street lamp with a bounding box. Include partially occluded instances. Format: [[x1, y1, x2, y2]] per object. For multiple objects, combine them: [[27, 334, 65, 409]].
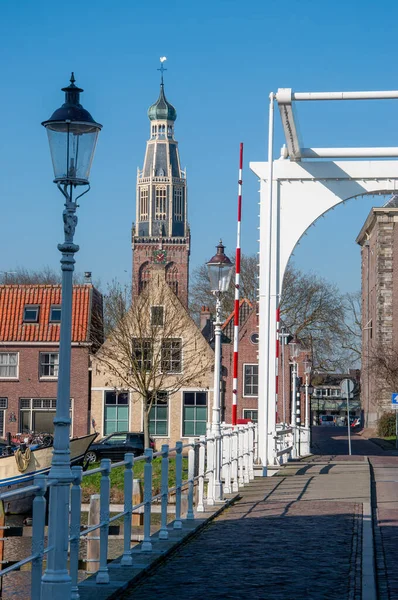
[[207, 241, 233, 502], [41, 74, 102, 599]]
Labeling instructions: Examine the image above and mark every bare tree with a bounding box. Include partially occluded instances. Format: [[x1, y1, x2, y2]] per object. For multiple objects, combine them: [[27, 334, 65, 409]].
[[280, 264, 359, 371], [95, 279, 213, 447], [190, 253, 258, 321], [0, 266, 98, 286]]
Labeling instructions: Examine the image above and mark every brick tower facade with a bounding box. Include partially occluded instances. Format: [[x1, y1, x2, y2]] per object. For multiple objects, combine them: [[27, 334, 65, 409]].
[[132, 71, 190, 306]]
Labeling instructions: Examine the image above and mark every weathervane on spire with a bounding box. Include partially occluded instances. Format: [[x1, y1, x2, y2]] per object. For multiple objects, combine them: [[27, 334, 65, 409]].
[[158, 56, 167, 84]]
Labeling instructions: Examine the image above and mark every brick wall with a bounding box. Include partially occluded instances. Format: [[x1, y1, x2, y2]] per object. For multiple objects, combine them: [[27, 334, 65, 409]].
[[0, 345, 90, 438]]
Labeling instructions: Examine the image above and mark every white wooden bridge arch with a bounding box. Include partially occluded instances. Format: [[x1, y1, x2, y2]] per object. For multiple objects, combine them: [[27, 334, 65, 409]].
[[250, 88, 398, 473]]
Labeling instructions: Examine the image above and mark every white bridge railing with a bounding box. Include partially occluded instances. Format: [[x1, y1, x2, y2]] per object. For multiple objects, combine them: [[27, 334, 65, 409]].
[[0, 422, 257, 599], [273, 423, 311, 465]]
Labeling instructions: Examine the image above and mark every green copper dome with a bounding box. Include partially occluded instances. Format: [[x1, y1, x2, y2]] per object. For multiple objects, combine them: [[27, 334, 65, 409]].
[[148, 84, 177, 122]]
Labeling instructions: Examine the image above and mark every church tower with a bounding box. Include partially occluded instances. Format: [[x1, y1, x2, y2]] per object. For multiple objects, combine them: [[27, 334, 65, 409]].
[[132, 66, 190, 307]]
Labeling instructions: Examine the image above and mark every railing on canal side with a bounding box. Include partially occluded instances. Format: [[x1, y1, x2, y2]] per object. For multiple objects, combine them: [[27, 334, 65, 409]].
[[0, 422, 257, 599]]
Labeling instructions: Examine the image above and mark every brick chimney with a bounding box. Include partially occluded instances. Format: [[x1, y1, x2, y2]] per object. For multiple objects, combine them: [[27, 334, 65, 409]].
[[200, 305, 211, 330]]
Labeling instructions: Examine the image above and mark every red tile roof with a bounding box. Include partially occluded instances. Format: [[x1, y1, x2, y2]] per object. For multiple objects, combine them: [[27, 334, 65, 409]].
[[0, 285, 97, 343]]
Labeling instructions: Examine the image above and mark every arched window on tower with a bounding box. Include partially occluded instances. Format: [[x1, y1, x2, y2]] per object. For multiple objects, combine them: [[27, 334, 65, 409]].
[[173, 187, 184, 222], [139, 187, 149, 221], [155, 186, 167, 220], [165, 262, 179, 296], [139, 261, 151, 293]]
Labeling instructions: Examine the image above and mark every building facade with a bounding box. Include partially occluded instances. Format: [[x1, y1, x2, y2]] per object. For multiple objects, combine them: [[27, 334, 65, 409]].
[[132, 74, 190, 307], [356, 204, 398, 427], [0, 284, 103, 439]]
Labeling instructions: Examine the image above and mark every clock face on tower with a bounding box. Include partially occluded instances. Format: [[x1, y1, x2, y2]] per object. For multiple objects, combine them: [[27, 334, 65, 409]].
[[153, 249, 167, 264]]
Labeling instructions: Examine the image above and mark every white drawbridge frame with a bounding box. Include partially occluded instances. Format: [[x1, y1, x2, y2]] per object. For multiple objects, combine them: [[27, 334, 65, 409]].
[[250, 88, 398, 473]]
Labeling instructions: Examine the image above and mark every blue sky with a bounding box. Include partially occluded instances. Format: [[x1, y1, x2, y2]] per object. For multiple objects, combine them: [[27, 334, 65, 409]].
[[0, 0, 397, 294]]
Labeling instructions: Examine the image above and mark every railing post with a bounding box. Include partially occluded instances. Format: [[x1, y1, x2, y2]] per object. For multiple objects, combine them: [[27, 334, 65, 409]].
[[206, 434, 215, 506], [142, 448, 153, 551], [174, 441, 183, 529], [248, 424, 254, 479], [32, 474, 47, 600], [197, 437, 205, 512], [223, 428, 232, 494], [96, 458, 111, 584], [243, 425, 250, 483], [187, 440, 195, 520], [231, 427, 239, 492], [254, 423, 259, 464], [238, 426, 244, 486], [159, 444, 169, 539], [70, 466, 82, 600], [121, 453, 134, 566]]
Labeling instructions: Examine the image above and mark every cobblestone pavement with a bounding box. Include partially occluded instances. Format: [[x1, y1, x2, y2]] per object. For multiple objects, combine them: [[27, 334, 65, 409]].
[[121, 429, 371, 600]]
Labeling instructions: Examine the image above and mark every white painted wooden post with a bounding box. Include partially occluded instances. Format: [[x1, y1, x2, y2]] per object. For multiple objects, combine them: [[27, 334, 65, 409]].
[[197, 437, 205, 512], [223, 427, 232, 494], [174, 441, 183, 529], [96, 459, 111, 584], [231, 427, 239, 493], [86, 495, 100, 574], [248, 424, 255, 480], [142, 448, 153, 551], [121, 453, 134, 566], [243, 425, 250, 484], [206, 434, 215, 506], [238, 427, 245, 487], [187, 440, 195, 520], [159, 444, 169, 539]]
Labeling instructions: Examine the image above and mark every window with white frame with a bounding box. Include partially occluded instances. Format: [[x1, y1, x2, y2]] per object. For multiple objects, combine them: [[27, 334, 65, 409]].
[[151, 306, 164, 326], [19, 398, 71, 434], [161, 339, 182, 373], [243, 364, 258, 396], [50, 305, 61, 323], [132, 339, 152, 371], [39, 352, 59, 378], [104, 391, 129, 435], [183, 391, 207, 436], [0, 398, 7, 437], [139, 187, 149, 221], [23, 305, 40, 323], [173, 187, 183, 221], [155, 186, 167, 220], [149, 391, 168, 436], [0, 353, 18, 378], [243, 409, 258, 423]]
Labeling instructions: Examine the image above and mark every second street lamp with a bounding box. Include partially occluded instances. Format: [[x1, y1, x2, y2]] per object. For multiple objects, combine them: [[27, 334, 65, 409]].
[[207, 241, 233, 502], [41, 74, 102, 599]]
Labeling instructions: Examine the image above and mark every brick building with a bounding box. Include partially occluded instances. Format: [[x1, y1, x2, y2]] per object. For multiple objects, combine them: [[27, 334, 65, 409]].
[[356, 202, 398, 427], [132, 73, 190, 307], [0, 284, 103, 438]]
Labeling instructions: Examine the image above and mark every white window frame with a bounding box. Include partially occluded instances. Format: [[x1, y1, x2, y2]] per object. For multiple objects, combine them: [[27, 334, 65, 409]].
[[23, 305, 40, 323], [132, 338, 152, 371], [181, 390, 208, 438], [39, 352, 59, 379], [20, 398, 73, 434], [0, 352, 19, 379], [243, 363, 258, 397], [103, 390, 129, 435], [161, 338, 182, 374], [0, 398, 7, 438], [151, 305, 164, 326], [243, 409, 258, 423], [148, 391, 169, 437], [49, 305, 61, 323]]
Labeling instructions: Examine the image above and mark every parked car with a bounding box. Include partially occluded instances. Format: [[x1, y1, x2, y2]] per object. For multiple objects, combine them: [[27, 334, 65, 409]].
[[84, 432, 155, 463], [319, 415, 336, 427]]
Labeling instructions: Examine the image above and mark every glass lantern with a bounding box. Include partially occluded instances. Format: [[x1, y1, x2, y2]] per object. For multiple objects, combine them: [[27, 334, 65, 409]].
[[42, 73, 102, 186], [206, 241, 233, 294]]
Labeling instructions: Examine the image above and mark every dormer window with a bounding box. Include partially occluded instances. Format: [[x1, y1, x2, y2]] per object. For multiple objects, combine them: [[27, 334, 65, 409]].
[[50, 305, 61, 323], [23, 305, 40, 323]]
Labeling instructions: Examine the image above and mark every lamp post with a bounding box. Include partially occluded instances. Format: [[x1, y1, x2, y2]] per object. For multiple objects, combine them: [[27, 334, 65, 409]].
[[289, 336, 300, 458], [207, 241, 233, 502], [41, 74, 102, 599]]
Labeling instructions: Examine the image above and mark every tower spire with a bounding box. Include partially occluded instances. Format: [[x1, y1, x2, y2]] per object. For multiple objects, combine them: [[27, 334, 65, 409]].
[[158, 56, 167, 85]]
